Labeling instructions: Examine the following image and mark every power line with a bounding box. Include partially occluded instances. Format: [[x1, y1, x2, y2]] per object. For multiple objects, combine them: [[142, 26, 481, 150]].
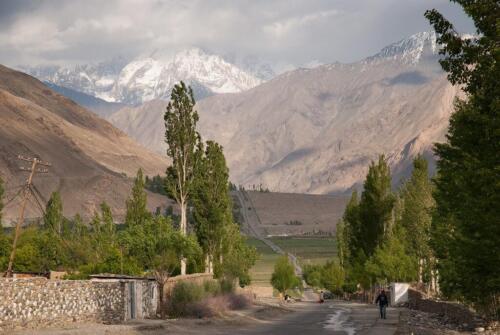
[[4, 155, 51, 278]]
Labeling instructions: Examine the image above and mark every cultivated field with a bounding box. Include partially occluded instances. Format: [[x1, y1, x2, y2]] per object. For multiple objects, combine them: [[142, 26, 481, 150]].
[[244, 191, 349, 236], [269, 237, 337, 265], [246, 237, 338, 287]]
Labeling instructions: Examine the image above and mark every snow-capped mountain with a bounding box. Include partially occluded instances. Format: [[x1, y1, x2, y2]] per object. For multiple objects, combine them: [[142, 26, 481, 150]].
[[111, 48, 262, 104], [20, 57, 128, 101], [364, 31, 438, 65], [21, 48, 263, 105], [107, 31, 459, 195]]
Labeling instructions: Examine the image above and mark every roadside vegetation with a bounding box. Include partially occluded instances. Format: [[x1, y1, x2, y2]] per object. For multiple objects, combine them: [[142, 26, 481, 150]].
[[270, 256, 301, 298], [306, 0, 499, 320], [168, 279, 251, 317]]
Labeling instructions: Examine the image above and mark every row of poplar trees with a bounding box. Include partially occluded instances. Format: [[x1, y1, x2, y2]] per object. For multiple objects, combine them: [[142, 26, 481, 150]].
[[163, 82, 256, 278], [337, 0, 499, 318], [0, 82, 256, 291]]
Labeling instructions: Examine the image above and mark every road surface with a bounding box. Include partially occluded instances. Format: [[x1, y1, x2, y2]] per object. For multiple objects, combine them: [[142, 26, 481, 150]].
[[13, 302, 400, 335], [238, 302, 399, 335]]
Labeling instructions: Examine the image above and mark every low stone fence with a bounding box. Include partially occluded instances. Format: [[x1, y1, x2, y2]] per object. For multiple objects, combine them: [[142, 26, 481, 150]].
[[0, 278, 125, 332], [408, 288, 477, 327]]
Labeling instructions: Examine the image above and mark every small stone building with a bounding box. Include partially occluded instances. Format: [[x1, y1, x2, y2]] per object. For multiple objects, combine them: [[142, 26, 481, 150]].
[[89, 274, 158, 320]]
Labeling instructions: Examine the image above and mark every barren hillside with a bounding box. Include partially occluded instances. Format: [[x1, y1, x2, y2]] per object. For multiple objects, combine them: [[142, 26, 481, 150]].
[[240, 191, 349, 236], [108, 32, 460, 194], [0, 65, 171, 224]]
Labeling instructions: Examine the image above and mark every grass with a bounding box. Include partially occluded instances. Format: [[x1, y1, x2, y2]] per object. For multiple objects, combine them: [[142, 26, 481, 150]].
[[246, 237, 279, 287], [269, 237, 337, 265], [246, 237, 338, 286]]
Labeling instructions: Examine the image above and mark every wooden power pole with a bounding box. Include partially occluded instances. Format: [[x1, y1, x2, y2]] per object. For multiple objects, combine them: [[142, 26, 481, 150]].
[[4, 155, 50, 278]]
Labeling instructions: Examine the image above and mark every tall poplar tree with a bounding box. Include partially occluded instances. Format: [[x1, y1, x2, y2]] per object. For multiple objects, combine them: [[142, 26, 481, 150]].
[[358, 155, 395, 257], [399, 155, 434, 285], [44, 192, 63, 236], [425, 0, 500, 316], [164, 81, 201, 275], [192, 141, 231, 274], [125, 169, 149, 226], [343, 190, 361, 264], [0, 177, 4, 226]]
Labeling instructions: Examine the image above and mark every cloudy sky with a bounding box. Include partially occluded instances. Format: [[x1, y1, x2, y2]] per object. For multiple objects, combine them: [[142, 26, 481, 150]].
[[0, 0, 474, 68]]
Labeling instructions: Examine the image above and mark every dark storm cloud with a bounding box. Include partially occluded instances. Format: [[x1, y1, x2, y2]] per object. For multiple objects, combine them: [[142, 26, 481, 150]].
[[0, 0, 475, 68]]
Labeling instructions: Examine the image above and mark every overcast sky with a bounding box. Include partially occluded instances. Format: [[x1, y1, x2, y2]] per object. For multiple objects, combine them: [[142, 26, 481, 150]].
[[0, 0, 475, 68]]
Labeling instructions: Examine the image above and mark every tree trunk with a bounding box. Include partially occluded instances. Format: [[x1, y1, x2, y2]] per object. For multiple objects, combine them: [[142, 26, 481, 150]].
[[180, 199, 187, 235], [180, 199, 187, 275]]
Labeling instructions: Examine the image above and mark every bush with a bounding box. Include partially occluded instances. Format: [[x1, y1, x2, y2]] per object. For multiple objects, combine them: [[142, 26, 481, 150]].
[[271, 256, 301, 296], [167, 279, 249, 318], [203, 280, 221, 296], [303, 264, 323, 288], [219, 278, 235, 294], [168, 281, 205, 317]]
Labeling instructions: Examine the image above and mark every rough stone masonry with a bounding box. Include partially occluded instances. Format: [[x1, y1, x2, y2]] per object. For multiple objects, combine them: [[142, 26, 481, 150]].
[[0, 278, 125, 332]]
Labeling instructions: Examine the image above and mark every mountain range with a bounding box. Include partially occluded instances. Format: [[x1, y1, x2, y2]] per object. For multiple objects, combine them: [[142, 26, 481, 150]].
[[0, 65, 171, 224], [106, 31, 461, 194], [21, 48, 263, 106]]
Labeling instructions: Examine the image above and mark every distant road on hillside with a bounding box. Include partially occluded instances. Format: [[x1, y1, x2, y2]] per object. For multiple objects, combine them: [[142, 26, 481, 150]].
[[235, 190, 299, 270]]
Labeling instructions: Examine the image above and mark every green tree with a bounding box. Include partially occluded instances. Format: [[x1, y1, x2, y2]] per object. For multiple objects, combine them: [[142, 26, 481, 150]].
[[321, 260, 345, 295], [365, 235, 417, 284], [358, 155, 395, 256], [399, 156, 435, 286], [217, 222, 257, 286], [100, 202, 116, 239], [0, 176, 4, 224], [0, 177, 11, 271], [192, 141, 232, 274], [303, 264, 323, 288], [271, 255, 301, 297], [164, 81, 202, 275], [336, 219, 349, 267], [119, 215, 201, 317], [125, 169, 150, 226], [425, 1, 500, 316], [343, 190, 361, 266], [44, 192, 63, 236]]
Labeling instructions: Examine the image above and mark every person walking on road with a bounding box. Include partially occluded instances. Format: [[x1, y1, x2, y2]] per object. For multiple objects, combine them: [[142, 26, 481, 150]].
[[375, 289, 389, 319]]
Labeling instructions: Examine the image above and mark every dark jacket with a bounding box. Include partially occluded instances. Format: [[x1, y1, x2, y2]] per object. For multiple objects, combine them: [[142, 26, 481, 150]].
[[375, 293, 389, 306]]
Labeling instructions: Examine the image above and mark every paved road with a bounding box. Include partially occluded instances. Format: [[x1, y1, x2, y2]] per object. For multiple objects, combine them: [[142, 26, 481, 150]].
[[240, 302, 399, 335], [13, 302, 400, 335]]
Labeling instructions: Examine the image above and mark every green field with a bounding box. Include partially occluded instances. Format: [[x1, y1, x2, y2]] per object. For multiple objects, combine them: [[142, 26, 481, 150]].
[[246, 238, 279, 286], [246, 237, 337, 286], [269, 237, 337, 265]]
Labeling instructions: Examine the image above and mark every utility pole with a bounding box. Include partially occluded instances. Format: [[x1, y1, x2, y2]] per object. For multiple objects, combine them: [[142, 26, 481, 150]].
[[4, 155, 50, 278]]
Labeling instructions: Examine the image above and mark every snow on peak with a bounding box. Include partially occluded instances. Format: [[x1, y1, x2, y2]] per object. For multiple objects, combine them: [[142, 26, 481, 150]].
[[21, 49, 262, 105], [110, 48, 262, 104], [364, 31, 438, 65]]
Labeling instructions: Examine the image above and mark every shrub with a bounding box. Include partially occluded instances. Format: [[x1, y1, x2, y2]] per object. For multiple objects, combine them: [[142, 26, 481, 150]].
[[168, 281, 205, 317], [203, 279, 221, 296], [271, 256, 301, 296], [219, 278, 235, 294]]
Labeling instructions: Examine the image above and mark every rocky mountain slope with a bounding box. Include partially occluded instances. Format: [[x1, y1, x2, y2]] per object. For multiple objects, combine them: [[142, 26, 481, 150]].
[[0, 65, 171, 224], [106, 32, 460, 194], [21, 48, 262, 106], [44, 82, 126, 118]]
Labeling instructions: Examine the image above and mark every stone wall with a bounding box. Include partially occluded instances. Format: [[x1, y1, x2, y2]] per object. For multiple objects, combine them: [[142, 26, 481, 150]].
[[408, 288, 478, 327], [0, 278, 125, 332]]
